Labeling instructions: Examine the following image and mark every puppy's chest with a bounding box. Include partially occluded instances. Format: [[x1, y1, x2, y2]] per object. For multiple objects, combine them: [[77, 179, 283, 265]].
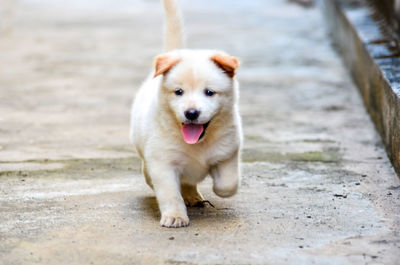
[[174, 132, 239, 182], [179, 152, 210, 181], [178, 145, 231, 182]]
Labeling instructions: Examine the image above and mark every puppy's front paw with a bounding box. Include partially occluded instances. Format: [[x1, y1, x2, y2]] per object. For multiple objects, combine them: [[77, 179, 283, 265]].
[[213, 181, 238, 198], [160, 213, 189, 228]]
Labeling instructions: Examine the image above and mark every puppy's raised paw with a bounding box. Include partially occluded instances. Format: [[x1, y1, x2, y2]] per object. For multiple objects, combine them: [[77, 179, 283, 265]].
[[160, 214, 189, 228], [213, 181, 238, 198]]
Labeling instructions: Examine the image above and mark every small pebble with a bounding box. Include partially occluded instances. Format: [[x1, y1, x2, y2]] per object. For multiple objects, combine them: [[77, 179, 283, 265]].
[[169, 237, 174, 240]]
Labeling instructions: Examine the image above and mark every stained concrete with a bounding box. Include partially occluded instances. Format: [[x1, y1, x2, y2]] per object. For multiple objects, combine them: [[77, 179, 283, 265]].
[[323, 0, 400, 178], [0, 0, 399, 264]]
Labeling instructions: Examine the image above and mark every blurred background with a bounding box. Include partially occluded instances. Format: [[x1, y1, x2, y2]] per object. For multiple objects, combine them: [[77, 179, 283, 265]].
[[0, 0, 325, 161]]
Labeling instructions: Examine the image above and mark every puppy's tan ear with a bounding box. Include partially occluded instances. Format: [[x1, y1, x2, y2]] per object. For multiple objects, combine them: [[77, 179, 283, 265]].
[[154, 55, 180, 77], [211, 54, 240, 78]]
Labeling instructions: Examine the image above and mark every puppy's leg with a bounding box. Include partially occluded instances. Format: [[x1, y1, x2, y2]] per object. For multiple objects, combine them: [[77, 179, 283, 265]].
[[181, 183, 205, 207], [210, 151, 240, 198], [148, 162, 189, 228], [142, 161, 153, 189]]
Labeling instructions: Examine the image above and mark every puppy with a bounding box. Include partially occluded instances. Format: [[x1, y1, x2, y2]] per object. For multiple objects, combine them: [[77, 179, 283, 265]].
[[130, 0, 242, 228]]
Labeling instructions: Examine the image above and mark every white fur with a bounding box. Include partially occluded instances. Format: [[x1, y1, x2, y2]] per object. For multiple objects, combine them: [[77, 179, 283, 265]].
[[130, 0, 242, 228]]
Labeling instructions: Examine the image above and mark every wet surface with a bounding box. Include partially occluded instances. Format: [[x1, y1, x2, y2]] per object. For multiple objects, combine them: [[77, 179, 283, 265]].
[[326, 1, 400, 176], [1, 0, 400, 264]]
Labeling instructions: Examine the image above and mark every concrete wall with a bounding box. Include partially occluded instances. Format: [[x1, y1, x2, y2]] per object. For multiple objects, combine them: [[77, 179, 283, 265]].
[[323, 0, 400, 177]]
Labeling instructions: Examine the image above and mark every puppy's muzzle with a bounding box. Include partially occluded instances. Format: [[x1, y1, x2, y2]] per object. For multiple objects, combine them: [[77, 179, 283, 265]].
[[184, 109, 200, 121]]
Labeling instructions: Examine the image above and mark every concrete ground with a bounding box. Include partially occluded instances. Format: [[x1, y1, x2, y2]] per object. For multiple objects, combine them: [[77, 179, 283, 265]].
[[1, 0, 399, 264]]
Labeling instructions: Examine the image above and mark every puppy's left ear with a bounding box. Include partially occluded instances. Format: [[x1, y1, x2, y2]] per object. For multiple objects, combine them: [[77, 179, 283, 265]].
[[154, 54, 180, 77], [211, 54, 240, 78]]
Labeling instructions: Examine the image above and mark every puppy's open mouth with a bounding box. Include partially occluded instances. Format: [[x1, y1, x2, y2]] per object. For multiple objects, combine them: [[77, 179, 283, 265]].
[[181, 121, 210, 144]]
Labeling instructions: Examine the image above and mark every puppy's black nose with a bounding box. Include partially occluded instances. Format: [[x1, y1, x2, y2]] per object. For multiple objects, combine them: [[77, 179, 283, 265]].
[[184, 109, 200, 121]]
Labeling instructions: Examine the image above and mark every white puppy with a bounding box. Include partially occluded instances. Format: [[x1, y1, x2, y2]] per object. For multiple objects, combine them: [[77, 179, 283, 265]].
[[130, 0, 242, 228]]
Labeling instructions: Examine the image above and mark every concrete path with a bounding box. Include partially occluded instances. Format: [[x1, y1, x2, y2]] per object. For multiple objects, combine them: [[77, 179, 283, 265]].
[[1, 0, 399, 264]]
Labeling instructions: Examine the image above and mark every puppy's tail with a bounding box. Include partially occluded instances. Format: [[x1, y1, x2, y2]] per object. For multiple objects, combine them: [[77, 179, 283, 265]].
[[162, 0, 185, 51]]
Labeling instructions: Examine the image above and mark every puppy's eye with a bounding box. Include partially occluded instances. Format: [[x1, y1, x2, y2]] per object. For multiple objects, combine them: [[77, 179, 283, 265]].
[[174, 89, 184, 96], [204, 89, 215, 97]]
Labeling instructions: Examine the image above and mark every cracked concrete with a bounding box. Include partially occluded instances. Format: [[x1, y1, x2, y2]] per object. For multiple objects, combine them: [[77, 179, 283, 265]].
[[0, 0, 399, 264]]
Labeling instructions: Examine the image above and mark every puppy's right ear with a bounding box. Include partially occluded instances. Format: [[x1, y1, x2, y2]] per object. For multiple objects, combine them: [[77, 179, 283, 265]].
[[154, 54, 180, 77]]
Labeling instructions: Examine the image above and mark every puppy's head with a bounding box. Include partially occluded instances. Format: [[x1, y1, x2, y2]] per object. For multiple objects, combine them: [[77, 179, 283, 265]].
[[154, 50, 239, 144]]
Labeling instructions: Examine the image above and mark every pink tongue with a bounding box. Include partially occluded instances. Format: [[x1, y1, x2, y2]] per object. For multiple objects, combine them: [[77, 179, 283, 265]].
[[181, 124, 204, 144]]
